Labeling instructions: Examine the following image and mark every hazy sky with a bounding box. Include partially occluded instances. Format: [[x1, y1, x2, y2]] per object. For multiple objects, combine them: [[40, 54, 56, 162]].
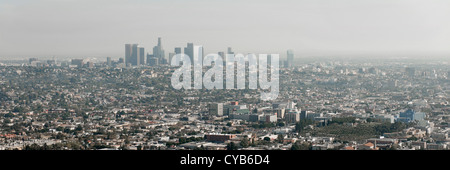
[[1, 0, 449, 59]]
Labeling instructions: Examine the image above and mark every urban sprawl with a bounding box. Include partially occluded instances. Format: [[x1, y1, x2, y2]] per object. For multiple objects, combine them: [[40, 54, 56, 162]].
[[0, 38, 449, 150]]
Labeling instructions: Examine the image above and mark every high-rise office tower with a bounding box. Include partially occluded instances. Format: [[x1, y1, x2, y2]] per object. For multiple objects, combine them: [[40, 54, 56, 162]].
[[152, 37, 165, 65], [125, 44, 132, 66], [172, 47, 182, 65], [287, 49, 294, 68], [146, 53, 153, 65], [184, 43, 194, 63], [139, 47, 145, 65], [168, 53, 175, 65], [208, 103, 224, 116], [227, 47, 234, 55], [183, 43, 204, 64], [174, 47, 182, 54], [125, 44, 140, 66], [218, 52, 225, 58], [226, 48, 234, 65], [132, 44, 140, 66], [148, 57, 159, 66], [218, 51, 225, 66], [218, 51, 225, 63], [106, 57, 112, 66]]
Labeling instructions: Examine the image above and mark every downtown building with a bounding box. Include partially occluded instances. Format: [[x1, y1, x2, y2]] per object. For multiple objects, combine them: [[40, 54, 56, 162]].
[[125, 44, 145, 67], [284, 49, 294, 68], [151, 37, 166, 65], [146, 37, 167, 66]]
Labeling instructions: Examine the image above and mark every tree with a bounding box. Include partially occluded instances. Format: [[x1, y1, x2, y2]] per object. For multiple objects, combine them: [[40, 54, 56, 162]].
[[226, 122, 232, 127], [277, 134, 284, 143], [291, 144, 300, 150], [291, 142, 311, 150], [295, 119, 315, 133], [240, 136, 249, 148], [56, 126, 64, 131], [12, 107, 24, 113], [226, 142, 238, 150], [43, 143, 50, 150], [63, 128, 71, 134], [328, 117, 356, 125], [407, 136, 418, 141], [389, 144, 398, 150], [4, 113, 15, 118], [75, 125, 83, 131]]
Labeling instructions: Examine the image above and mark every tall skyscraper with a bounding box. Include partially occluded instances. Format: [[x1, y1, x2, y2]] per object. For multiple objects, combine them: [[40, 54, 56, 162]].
[[183, 42, 204, 65], [106, 57, 112, 66], [139, 47, 145, 66], [125, 44, 140, 66], [146, 53, 154, 65], [169, 53, 175, 65], [152, 37, 165, 65], [218, 52, 225, 58], [218, 51, 225, 64], [172, 47, 182, 65], [287, 49, 294, 68], [227, 47, 234, 55], [148, 57, 159, 66], [225, 47, 234, 65], [132, 44, 140, 66], [125, 44, 132, 66], [174, 47, 182, 54], [184, 43, 194, 63]]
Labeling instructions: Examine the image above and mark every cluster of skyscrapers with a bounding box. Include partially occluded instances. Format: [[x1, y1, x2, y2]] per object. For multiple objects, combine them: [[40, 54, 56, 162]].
[[124, 37, 166, 67], [124, 37, 294, 68], [124, 44, 144, 66]]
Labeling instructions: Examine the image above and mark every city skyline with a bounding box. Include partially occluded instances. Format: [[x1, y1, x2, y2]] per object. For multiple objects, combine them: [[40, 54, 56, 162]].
[[1, 0, 450, 59], [2, 1, 450, 166]]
